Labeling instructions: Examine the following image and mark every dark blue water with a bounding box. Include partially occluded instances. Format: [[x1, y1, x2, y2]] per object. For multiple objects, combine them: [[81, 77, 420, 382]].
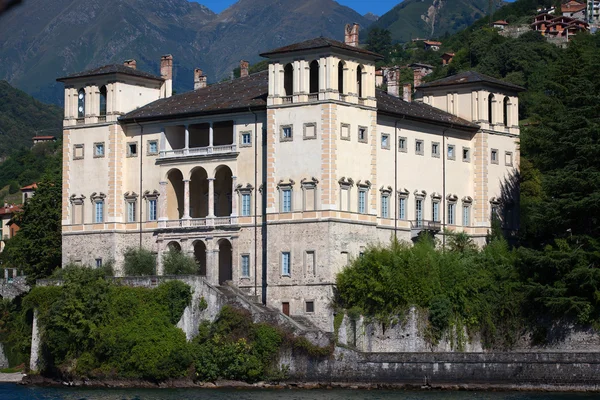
[[0, 384, 598, 400]]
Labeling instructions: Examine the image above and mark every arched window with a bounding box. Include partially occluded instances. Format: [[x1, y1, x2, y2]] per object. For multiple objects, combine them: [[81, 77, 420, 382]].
[[338, 61, 345, 95], [77, 88, 85, 118], [503, 96, 509, 126], [100, 86, 106, 115], [309, 60, 319, 94], [99, 86, 107, 116], [488, 94, 495, 124], [283, 63, 293, 96], [356, 65, 364, 98]]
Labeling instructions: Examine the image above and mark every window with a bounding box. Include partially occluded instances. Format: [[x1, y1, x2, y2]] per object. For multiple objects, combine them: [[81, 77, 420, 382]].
[[99, 85, 107, 116], [148, 199, 157, 221], [448, 202, 456, 225], [488, 94, 495, 124], [358, 189, 367, 214], [281, 188, 292, 212], [73, 144, 84, 160], [281, 125, 293, 141], [432, 200, 440, 222], [127, 201, 136, 222], [94, 200, 104, 223], [503, 96, 510, 126], [147, 140, 158, 155], [281, 252, 291, 276], [505, 151, 513, 166], [241, 254, 250, 278], [491, 149, 499, 164], [95, 258, 103, 268], [77, 88, 85, 118], [338, 60, 346, 95], [305, 301, 315, 313], [309, 60, 319, 94], [447, 144, 455, 160], [358, 126, 368, 143], [93, 142, 104, 158], [301, 178, 318, 211], [415, 139, 424, 155], [463, 204, 471, 226], [240, 131, 252, 147], [398, 136, 407, 152], [340, 123, 351, 140], [415, 198, 423, 225], [432, 142, 440, 158], [399, 196, 407, 220], [303, 123, 317, 140], [242, 193, 251, 216], [283, 64, 294, 96], [381, 194, 389, 218], [305, 250, 316, 276], [357, 65, 364, 98], [463, 147, 470, 162], [381, 133, 390, 149], [127, 142, 138, 157]]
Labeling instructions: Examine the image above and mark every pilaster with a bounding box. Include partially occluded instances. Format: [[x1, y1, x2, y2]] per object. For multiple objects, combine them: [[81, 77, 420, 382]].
[[320, 103, 338, 209], [473, 130, 489, 227]]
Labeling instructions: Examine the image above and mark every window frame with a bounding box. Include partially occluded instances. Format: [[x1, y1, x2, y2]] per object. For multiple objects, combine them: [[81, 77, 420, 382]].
[[73, 144, 85, 160], [462, 147, 471, 163], [381, 133, 390, 150], [280, 125, 293, 142], [398, 194, 408, 220], [415, 139, 424, 156], [303, 122, 317, 140], [432, 141, 440, 158], [127, 142, 138, 158], [240, 130, 252, 147], [398, 136, 407, 153], [340, 123, 351, 141], [432, 198, 441, 222], [462, 202, 471, 227], [505, 151, 513, 166], [491, 148, 499, 164], [304, 250, 316, 277], [93, 142, 105, 158], [147, 140, 158, 155], [358, 126, 368, 144], [241, 254, 251, 278], [305, 300, 315, 314], [447, 144, 456, 161], [281, 251, 291, 277]]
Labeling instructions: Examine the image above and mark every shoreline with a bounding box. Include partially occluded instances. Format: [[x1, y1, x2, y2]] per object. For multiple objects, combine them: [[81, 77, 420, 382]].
[[17, 375, 600, 392]]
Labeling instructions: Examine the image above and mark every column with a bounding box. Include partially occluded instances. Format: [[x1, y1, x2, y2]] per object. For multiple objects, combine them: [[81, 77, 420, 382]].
[[158, 181, 168, 225], [183, 179, 191, 219], [160, 127, 166, 152], [208, 178, 215, 218], [156, 240, 164, 275], [184, 124, 190, 154], [231, 176, 238, 217], [209, 122, 214, 148]]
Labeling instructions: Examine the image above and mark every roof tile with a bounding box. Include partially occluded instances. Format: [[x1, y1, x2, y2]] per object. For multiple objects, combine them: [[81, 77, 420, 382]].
[[260, 37, 383, 59], [57, 64, 163, 82]]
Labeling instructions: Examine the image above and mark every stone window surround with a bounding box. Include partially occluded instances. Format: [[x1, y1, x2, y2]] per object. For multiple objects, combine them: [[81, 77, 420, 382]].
[[280, 124, 293, 142], [358, 125, 368, 144], [398, 136, 407, 153], [397, 188, 409, 220], [69, 194, 86, 224], [431, 192, 442, 222], [491, 148, 499, 164], [303, 122, 317, 140], [340, 122, 351, 141], [300, 177, 319, 211], [462, 196, 473, 226], [124, 191, 138, 223], [462, 146, 471, 163], [239, 130, 252, 147], [304, 299, 315, 314], [147, 140, 159, 155], [90, 192, 106, 223], [143, 190, 160, 221], [281, 251, 292, 277], [236, 183, 254, 216], [381, 133, 390, 150], [338, 177, 354, 211], [380, 186, 392, 218], [505, 151, 513, 167], [240, 253, 251, 279], [432, 141, 440, 158], [127, 142, 138, 158], [73, 144, 85, 160], [415, 139, 424, 156], [356, 180, 371, 214], [447, 144, 456, 161], [93, 142, 105, 158], [304, 250, 316, 277], [277, 179, 295, 213], [447, 193, 458, 225]]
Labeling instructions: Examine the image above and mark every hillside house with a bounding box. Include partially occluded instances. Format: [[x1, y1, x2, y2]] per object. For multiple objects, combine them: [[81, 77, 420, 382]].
[[0, 204, 20, 253], [423, 40, 442, 51]]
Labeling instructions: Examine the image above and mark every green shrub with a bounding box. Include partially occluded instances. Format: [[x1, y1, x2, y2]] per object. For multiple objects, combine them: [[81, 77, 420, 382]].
[[123, 248, 156, 276], [162, 248, 198, 275]]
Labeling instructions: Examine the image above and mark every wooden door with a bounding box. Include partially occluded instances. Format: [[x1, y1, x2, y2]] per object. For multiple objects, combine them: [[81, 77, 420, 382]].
[[282, 302, 290, 316]]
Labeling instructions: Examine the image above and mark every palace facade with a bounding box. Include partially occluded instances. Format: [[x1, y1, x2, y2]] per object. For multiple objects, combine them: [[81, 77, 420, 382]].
[[57, 25, 521, 331]]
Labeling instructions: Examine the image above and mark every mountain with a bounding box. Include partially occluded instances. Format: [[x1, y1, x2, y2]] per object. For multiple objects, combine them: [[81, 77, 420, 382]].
[[0, 0, 371, 104], [369, 0, 503, 43], [0, 80, 62, 159], [363, 12, 379, 22]]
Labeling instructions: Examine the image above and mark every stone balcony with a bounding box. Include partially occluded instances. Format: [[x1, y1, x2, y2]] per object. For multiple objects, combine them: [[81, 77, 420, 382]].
[[157, 144, 237, 162], [159, 216, 238, 229]]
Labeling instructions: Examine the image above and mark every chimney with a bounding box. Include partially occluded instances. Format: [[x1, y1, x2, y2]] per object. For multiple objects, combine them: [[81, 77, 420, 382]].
[[387, 68, 400, 97], [240, 60, 249, 78], [124, 59, 137, 69], [344, 23, 360, 47], [403, 83, 412, 103], [413, 69, 423, 89], [160, 54, 173, 98], [194, 68, 207, 90]]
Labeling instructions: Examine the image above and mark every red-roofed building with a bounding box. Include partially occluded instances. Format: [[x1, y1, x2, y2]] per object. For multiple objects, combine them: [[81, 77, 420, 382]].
[[423, 40, 442, 51], [21, 183, 37, 203], [0, 204, 21, 252], [441, 52, 455, 66], [493, 20, 509, 30], [561, 1, 586, 19]]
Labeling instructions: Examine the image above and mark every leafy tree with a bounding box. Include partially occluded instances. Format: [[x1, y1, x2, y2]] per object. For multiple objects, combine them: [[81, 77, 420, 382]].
[[123, 248, 156, 276], [366, 28, 393, 61], [163, 248, 198, 275]]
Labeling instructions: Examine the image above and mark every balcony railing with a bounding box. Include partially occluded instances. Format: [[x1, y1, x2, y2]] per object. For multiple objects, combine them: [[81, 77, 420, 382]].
[[410, 220, 442, 231], [308, 93, 319, 102], [76, 118, 84, 125], [160, 216, 237, 229], [282, 96, 293, 104], [339, 94, 348, 102], [159, 144, 237, 160], [98, 116, 107, 123], [358, 98, 366, 105]]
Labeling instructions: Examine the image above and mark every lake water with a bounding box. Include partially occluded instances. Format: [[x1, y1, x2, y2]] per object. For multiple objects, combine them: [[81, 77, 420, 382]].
[[0, 384, 598, 400]]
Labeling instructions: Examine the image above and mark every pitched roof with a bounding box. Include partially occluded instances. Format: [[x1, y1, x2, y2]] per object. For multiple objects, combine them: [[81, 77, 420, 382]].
[[417, 71, 525, 91], [259, 37, 383, 60], [424, 40, 442, 46], [120, 70, 269, 122], [20, 183, 37, 191], [57, 64, 163, 82], [376, 90, 479, 131], [32, 136, 56, 140], [493, 20, 509, 25], [0, 204, 21, 216]]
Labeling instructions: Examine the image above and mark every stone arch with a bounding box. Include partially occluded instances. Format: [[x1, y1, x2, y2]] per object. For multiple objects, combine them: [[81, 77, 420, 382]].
[[214, 165, 233, 217], [503, 96, 510, 126], [283, 63, 293, 96], [167, 241, 181, 252], [190, 166, 208, 218], [218, 238, 233, 284], [166, 168, 184, 220], [488, 93, 495, 124], [309, 60, 319, 94], [77, 88, 85, 118], [356, 64, 364, 98], [338, 60, 346, 94], [193, 240, 207, 276], [99, 85, 107, 116]]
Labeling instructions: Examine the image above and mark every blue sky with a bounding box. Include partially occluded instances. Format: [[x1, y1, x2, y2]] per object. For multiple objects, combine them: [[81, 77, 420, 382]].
[[194, 0, 399, 16]]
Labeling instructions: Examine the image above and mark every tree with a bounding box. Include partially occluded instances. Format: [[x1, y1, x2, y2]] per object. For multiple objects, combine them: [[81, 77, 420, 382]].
[[123, 248, 156, 276], [366, 28, 393, 61], [163, 248, 198, 275]]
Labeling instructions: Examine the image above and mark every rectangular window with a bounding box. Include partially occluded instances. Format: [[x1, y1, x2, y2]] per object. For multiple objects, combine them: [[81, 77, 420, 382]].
[[358, 189, 367, 214], [447, 144, 455, 160], [127, 201, 136, 222], [381, 195, 389, 218], [303, 123, 317, 140], [448, 203, 456, 225], [242, 193, 251, 216], [463, 147, 471, 162], [281, 125, 293, 141], [432, 142, 440, 158], [381, 134, 390, 149], [147, 140, 158, 155], [399, 197, 406, 220], [127, 142, 138, 157], [241, 254, 250, 278], [398, 136, 407, 152], [415, 139, 424, 155], [73, 144, 84, 160], [505, 151, 513, 166], [415, 199, 423, 225], [305, 301, 315, 313], [491, 149, 499, 164], [241, 131, 252, 146], [94, 201, 104, 223], [148, 199, 157, 221], [358, 126, 368, 143], [432, 201, 440, 222], [95, 258, 103, 268], [282, 189, 292, 212], [281, 252, 291, 276], [94, 142, 105, 158], [305, 250, 316, 276], [463, 205, 471, 226], [340, 123, 350, 140]]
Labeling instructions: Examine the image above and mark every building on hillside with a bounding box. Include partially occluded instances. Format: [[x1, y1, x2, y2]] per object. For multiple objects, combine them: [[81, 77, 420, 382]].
[[493, 20, 509, 30], [57, 24, 522, 332], [423, 40, 442, 51], [32, 136, 57, 146], [0, 204, 20, 253], [562, 0, 587, 19], [441, 52, 455, 66], [531, 13, 589, 39], [20, 183, 37, 203]]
